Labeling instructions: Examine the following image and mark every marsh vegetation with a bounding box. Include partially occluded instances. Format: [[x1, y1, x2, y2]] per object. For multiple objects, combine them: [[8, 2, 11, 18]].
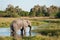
[[0, 17, 60, 40]]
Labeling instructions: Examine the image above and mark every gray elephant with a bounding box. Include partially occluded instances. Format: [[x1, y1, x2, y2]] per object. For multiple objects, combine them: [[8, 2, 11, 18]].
[[10, 19, 31, 37]]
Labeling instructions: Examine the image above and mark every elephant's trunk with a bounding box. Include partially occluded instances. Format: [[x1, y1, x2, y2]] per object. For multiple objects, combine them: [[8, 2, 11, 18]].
[[28, 25, 31, 32], [28, 25, 31, 36]]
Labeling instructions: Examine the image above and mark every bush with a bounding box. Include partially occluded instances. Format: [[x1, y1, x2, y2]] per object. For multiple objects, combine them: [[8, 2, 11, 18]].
[[55, 12, 60, 18], [4, 13, 19, 17]]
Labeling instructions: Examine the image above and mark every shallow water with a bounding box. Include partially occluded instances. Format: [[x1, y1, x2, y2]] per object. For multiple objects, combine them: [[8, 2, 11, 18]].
[[0, 26, 38, 37], [0, 23, 50, 37]]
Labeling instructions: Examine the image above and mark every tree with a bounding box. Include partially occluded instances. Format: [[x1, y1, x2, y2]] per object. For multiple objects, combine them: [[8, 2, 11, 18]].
[[5, 4, 20, 17], [15, 6, 22, 14], [55, 8, 60, 18], [29, 5, 41, 17], [29, 8, 36, 17], [19, 11, 29, 16], [42, 6, 49, 16], [48, 5, 58, 18]]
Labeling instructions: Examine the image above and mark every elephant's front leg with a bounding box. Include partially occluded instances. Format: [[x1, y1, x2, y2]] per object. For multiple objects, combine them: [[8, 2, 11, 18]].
[[24, 27, 26, 36], [28, 25, 31, 36], [21, 27, 24, 36]]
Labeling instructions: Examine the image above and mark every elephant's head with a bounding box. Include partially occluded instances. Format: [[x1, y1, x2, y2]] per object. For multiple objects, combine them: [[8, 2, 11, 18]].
[[26, 20, 31, 31]]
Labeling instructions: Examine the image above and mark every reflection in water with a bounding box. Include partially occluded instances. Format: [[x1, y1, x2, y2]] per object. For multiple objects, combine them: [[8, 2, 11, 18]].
[[0, 26, 37, 37], [0, 27, 38, 40], [0, 27, 41, 40]]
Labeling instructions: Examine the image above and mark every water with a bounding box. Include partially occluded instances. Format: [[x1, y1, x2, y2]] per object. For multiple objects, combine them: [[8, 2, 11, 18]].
[[0, 24, 49, 37], [0, 27, 37, 37], [0, 28, 10, 36]]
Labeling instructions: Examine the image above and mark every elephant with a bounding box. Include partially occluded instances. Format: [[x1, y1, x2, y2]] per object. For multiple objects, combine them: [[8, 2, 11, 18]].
[[10, 19, 31, 37]]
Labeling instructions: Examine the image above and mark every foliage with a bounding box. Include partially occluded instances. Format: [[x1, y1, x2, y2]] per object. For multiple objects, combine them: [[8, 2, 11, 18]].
[[19, 11, 29, 16], [29, 5, 60, 18], [0, 4, 60, 18], [0, 11, 7, 17], [0, 35, 60, 40], [55, 11, 60, 18]]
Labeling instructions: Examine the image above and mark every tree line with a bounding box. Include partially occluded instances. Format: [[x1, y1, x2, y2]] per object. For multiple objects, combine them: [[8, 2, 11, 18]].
[[0, 4, 60, 18]]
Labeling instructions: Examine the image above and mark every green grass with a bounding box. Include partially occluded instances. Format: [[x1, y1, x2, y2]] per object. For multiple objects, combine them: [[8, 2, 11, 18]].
[[0, 35, 60, 40], [0, 17, 60, 27], [0, 18, 17, 27], [0, 17, 47, 27]]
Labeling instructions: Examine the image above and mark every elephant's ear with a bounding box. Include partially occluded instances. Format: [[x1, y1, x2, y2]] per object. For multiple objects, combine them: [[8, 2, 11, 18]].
[[26, 20, 31, 25]]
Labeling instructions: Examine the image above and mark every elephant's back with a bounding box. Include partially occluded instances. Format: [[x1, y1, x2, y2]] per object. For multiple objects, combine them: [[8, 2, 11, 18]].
[[11, 19, 23, 30], [12, 19, 28, 30]]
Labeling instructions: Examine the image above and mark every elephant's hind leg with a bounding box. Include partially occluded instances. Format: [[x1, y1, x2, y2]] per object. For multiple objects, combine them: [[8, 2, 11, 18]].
[[10, 25, 16, 37]]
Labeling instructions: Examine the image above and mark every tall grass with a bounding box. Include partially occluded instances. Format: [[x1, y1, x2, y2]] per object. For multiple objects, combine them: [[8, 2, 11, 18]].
[[0, 17, 47, 27], [0, 35, 60, 40]]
